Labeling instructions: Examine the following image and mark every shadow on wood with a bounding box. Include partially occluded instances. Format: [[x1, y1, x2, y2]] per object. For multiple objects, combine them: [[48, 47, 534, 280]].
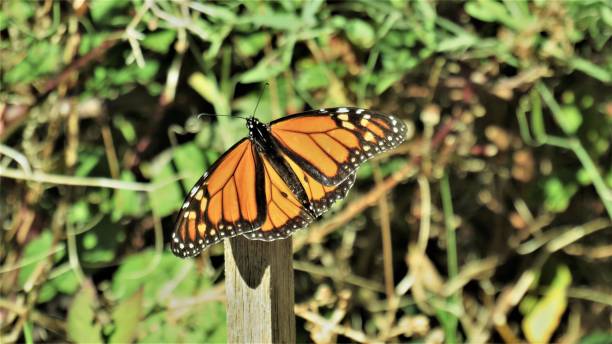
[[225, 236, 295, 343]]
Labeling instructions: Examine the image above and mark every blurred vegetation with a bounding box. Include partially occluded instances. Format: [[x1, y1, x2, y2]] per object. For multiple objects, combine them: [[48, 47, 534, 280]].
[[1, 0, 611, 343]]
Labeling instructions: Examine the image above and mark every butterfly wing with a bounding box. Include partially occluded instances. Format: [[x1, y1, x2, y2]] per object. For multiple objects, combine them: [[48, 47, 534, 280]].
[[171, 138, 266, 258], [242, 154, 315, 241], [269, 107, 407, 186], [172, 107, 406, 253], [283, 153, 357, 217]]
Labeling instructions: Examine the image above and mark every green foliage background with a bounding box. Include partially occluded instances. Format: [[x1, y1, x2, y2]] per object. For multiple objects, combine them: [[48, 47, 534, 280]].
[[1, 0, 611, 343]]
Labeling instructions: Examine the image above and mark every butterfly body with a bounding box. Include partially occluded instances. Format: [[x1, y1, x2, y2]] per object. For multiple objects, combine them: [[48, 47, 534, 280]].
[[172, 107, 407, 258], [247, 117, 315, 218]]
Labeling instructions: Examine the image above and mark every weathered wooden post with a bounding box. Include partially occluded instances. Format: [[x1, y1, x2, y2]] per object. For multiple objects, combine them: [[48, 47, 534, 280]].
[[224, 236, 295, 343]]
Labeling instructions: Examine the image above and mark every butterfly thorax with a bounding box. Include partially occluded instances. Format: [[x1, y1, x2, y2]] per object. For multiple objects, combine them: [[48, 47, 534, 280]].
[[247, 117, 274, 153], [246, 117, 316, 218]]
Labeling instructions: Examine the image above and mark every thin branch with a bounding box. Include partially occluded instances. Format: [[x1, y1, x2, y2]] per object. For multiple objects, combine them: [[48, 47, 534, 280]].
[[294, 260, 385, 292], [40, 36, 121, 95], [0, 166, 197, 193], [417, 175, 431, 254], [294, 304, 376, 343], [0, 144, 32, 174]]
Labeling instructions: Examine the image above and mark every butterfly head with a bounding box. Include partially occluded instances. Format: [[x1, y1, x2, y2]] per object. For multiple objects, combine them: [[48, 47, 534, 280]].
[[247, 117, 273, 148], [246, 117, 260, 129]]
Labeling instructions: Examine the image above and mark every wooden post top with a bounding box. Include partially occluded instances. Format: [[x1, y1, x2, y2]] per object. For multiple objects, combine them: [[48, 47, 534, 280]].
[[224, 236, 295, 343]]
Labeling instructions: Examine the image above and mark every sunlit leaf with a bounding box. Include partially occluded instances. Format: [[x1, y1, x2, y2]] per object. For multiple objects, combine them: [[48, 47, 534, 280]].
[[558, 105, 583, 135], [234, 33, 270, 57], [239, 36, 296, 83], [142, 30, 177, 54], [112, 171, 145, 221], [113, 116, 137, 144], [296, 62, 329, 91], [241, 12, 301, 30], [172, 142, 208, 190], [580, 331, 612, 344], [345, 19, 376, 49], [569, 57, 611, 83], [68, 200, 91, 225], [109, 288, 143, 344], [188, 72, 230, 116], [90, 0, 131, 24], [112, 250, 200, 312], [146, 151, 184, 218], [18, 232, 63, 289], [67, 280, 103, 344], [522, 265, 572, 344], [3, 42, 61, 84], [52, 270, 80, 294], [542, 177, 578, 213]]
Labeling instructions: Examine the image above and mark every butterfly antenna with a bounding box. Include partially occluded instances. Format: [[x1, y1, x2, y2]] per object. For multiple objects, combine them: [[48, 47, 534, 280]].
[[197, 113, 249, 120], [251, 82, 269, 119]]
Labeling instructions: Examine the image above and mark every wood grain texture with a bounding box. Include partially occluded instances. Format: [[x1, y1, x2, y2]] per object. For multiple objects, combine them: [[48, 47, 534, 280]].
[[224, 236, 295, 343]]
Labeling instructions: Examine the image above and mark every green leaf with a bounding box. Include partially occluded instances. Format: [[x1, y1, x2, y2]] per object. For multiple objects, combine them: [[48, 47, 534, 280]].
[[133, 60, 160, 83], [543, 177, 578, 213], [78, 217, 121, 264], [119, 250, 227, 343], [301, 0, 323, 26], [580, 331, 612, 344], [188, 73, 230, 116], [68, 200, 91, 225], [83, 232, 98, 250], [112, 250, 199, 312], [296, 62, 329, 91], [465, 0, 523, 30], [345, 19, 376, 49], [113, 116, 137, 144], [558, 105, 583, 135], [172, 143, 208, 191], [234, 33, 270, 58], [67, 280, 103, 344], [375, 73, 403, 95], [576, 168, 592, 186], [75, 148, 103, 177], [243, 12, 301, 30], [188, 3, 236, 22], [356, 162, 373, 180], [18, 232, 64, 289], [112, 171, 145, 221], [4, 42, 61, 85], [37, 284, 58, 304], [239, 36, 296, 84], [465, 1, 498, 22], [147, 152, 183, 218], [90, 0, 131, 24], [52, 270, 80, 294], [569, 57, 611, 83], [79, 32, 109, 55], [141, 30, 177, 54], [522, 265, 571, 344], [0, 12, 8, 31], [437, 33, 477, 52], [415, 0, 437, 29], [6, 1, 35, 23], [109, 288, 143, 344]]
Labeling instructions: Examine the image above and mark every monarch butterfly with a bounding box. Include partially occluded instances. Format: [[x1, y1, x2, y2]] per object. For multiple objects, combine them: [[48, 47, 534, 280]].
[[171, 107, 407, 258]]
